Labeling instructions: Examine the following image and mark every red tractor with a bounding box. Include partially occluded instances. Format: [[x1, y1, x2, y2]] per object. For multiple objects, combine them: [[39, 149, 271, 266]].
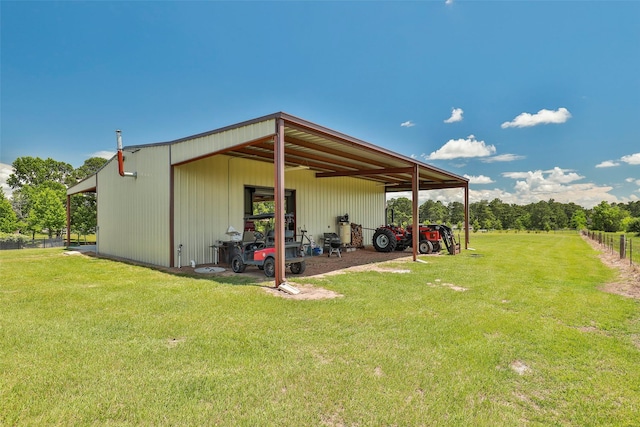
[[372, 223, 459, 255]]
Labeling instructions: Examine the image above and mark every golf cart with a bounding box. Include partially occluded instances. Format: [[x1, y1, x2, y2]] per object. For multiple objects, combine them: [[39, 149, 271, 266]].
[[230, 213, 306, 277]]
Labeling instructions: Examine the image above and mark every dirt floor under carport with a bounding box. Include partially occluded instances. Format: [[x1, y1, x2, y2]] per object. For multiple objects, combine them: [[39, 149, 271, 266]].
[[187, 246, 426, 280]]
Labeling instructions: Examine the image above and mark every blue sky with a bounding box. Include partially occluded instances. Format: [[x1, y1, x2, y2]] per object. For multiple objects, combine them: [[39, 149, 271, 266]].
[[1, 0, 639, 208]]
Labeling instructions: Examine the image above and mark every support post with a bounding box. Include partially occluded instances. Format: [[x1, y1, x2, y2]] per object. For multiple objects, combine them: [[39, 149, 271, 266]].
[[274, 118, 286, 287], [464, 183, 470, 249], [620, 235, 626, 260], [412, 164, 419, 262], [66, 194, 71, 247]]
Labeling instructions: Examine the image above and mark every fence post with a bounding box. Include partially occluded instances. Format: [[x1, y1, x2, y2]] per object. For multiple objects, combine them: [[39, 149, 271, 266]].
[[631, 238, 633, 266], [620, 235, 626, 259]]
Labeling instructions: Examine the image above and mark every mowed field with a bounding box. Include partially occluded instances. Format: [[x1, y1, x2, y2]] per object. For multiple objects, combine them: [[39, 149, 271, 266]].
[[1, 233, 639, 426]]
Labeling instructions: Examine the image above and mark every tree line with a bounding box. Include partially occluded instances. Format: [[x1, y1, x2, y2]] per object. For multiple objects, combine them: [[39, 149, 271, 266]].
[[0, 156, 107, 241], [1, 155, 639, 241], [387, 197, 640, 234]]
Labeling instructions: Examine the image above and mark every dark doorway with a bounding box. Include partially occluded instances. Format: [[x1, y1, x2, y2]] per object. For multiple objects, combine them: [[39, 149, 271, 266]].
[[244, 186, 296, 236]]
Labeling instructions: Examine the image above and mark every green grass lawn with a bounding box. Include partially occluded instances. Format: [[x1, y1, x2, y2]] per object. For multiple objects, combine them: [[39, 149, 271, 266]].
[[1, 233, 639, 426]]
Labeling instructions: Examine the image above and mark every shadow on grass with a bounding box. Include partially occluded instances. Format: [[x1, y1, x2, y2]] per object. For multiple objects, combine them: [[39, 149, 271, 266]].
[[82, 251, 273, 288]]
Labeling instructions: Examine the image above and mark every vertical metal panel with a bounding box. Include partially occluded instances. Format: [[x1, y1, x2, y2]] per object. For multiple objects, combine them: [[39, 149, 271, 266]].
[[290, 170, 385, 246], [173, 156, 385, 266], [97, 146, 171, 266], [170, 119, 275, 165]]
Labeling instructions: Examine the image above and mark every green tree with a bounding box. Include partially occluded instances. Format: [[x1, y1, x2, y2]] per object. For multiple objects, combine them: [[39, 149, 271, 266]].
[[470, 200, 496, 230], [419, 200, 447, 224], [625, 201, 640, 217], [68, 157, 107, 241], [570, 209, 588, 230], [529, 201, 553, 231], [548, 199, 568, 229], [27, 187, 66, 238], [0, 189, 18, 233], [386, 197, 412, 227], [488, 198, 508, 230], [590, 201, 628, 232], [448, 201, 465, 226], [70, 195, 97, 241], [7, 157, 74, 189], [70, 157, 107, 184], [627, 217, 640, 235]]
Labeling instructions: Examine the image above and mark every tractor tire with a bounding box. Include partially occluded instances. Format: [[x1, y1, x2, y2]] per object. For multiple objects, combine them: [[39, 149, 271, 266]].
[[432, 241, 442, 253], [419, 239, 433, 254], [231, 254, 246, 273], [372, 228, 397, 252], [263, 257, 276, 278], [290, 261, 306, 275]]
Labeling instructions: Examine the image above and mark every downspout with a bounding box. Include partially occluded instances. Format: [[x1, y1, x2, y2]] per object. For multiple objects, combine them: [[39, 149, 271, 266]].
[[116, 130, 137, 178]]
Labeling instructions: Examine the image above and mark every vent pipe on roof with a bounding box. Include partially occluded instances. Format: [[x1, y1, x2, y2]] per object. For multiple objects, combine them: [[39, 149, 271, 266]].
[[116, 130, 137, 178]]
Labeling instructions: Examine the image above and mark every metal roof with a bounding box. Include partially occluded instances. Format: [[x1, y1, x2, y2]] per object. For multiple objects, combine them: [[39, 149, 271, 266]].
[[67, 111, 468, 195], [168, 112, 468, 193]]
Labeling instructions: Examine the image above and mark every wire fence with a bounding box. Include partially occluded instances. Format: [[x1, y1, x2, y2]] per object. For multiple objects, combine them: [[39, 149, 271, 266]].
[[583, 230, 638, 267], [0, 237, 67, 250]]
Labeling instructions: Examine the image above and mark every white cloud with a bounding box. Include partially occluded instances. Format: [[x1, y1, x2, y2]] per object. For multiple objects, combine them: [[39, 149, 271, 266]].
[[502, 172, 530, 179], [464, 174, 494, 184], [0, 163, 14, 198], [390, 167, 630, 209], [545, 167, 583, 184], [481, 154, 525, 163], [501, 107, 572, 129], [503, 168, 583, 190], [500, 167, 620, 207], [596, 160, 620, 168], [389, 182, 624, 210], [400, 121, 415, 128], [445, 0, 454, 4], [425, 135, 496, 160], [626, 178, 640, 186], [444, 108, 463, 124], [90, 150, 116, 160], [621, 152, 640, 165]]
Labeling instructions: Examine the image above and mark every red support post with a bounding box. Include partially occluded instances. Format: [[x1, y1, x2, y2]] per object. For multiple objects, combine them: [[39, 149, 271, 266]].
[[274, 118, 286, 287], [412, 164, 419, 262], [66, 195, 71, 247], [464, 183, 470, 249]]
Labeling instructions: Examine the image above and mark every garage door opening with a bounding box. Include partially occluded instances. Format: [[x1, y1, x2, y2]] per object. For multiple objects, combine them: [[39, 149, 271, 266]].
[[244, 186, 296, 237]]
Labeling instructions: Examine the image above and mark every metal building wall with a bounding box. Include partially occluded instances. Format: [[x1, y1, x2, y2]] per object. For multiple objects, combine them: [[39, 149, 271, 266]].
[[287, 168, 385, 246], [97, 145, 171, 266], [170, 119, 275, 165], [173, 155, 385, 265]]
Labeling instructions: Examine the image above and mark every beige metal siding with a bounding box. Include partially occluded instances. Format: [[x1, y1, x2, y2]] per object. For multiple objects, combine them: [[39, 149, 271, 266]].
[[173, 155, 385, 265], [170, 119, 275, 165], [289, 169, 385, 246], [97, 146, 171, 266]]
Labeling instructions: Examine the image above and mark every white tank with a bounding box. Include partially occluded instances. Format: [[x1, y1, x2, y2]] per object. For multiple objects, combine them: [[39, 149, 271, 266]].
[[339, 222, 351, 245]]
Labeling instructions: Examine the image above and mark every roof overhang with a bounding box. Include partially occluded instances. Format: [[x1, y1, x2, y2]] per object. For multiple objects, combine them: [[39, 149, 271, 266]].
[[169, 112, 468, 192], [66, 174, 96, 196], [66, 111, 468, 195]]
